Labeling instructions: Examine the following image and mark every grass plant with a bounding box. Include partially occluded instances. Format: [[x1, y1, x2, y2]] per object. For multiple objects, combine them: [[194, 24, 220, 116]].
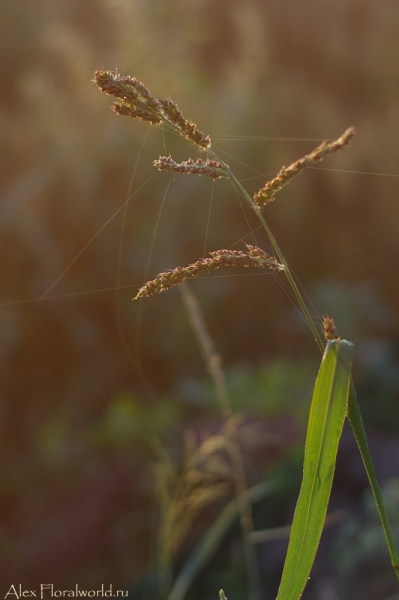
[[94, 70, 399, 599]]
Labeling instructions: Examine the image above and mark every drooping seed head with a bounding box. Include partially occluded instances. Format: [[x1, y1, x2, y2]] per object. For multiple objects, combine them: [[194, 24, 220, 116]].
[[93, 69, 212, 148], [133, 245, 284, 300]]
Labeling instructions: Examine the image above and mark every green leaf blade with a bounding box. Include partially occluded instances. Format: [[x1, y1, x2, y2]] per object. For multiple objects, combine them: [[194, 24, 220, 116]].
[[276, 340, 354, 600]]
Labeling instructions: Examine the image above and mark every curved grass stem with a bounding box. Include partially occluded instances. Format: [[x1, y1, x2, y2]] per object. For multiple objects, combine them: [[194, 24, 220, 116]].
[[207, 148, 324, 353]]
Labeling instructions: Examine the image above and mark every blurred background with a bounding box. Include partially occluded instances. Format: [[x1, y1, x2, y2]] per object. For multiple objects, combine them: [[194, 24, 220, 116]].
[[1, 0, 399, 598]]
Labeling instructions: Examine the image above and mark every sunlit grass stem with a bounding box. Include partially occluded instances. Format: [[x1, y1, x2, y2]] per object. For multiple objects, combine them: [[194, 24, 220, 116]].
[[207, 148, 325, 351]]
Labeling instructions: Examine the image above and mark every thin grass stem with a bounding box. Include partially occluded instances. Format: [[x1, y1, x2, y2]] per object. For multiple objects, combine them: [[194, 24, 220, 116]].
[[207, 148, 325, 352], [179, 282, 231, 419], [179, 282, 262, 600], [347, 383, 399, 579]]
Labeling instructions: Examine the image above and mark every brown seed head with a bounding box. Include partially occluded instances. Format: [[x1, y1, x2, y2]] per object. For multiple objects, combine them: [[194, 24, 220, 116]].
[[322, 315, 341, 341], [133, 245, 284, 299], [254, 127, 355, 207], [94, 69, 211, 148], [153, 155, 229, 179]]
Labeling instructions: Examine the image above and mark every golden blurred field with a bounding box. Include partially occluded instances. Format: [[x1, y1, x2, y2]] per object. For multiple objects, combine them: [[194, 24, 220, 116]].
[[1, 1, 399, 596]]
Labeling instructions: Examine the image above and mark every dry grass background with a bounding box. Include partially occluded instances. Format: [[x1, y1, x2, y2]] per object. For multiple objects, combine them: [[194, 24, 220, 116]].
[[1, 0, 399, 594]]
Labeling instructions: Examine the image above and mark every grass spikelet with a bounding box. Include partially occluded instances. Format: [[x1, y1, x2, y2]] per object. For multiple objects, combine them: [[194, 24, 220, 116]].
[[159, 97, 211, 149], [153, 155, 229, 180], [133, 246, 284, 300], [112, 101, 162, 125], [254, 127, 355, 207], [322, 314, 341, 341]]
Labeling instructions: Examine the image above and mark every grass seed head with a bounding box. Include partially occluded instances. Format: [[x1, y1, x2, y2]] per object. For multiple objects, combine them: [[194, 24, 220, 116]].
[[159, 97, 211, 149], [322, 314, 341, 341], [133, 245, 284, 300], [154, 155, 229, 179], [254, 127, 355, 207], [94, 69, 211, 148]]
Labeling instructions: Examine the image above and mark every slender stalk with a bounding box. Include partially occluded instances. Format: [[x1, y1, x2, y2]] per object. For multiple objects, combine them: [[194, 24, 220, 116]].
[[347, 383, 399, 578], [207, 148, 324, 352], [179, 282, 231, 419], [179, 282, 262, 600]]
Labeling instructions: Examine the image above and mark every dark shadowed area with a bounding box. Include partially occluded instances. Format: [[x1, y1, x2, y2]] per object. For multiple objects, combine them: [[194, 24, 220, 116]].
[[1, 1, 399, 598]]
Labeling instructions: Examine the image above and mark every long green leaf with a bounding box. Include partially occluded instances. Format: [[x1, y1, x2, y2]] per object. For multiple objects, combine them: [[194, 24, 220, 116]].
[[276, 339, 354, 600]]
